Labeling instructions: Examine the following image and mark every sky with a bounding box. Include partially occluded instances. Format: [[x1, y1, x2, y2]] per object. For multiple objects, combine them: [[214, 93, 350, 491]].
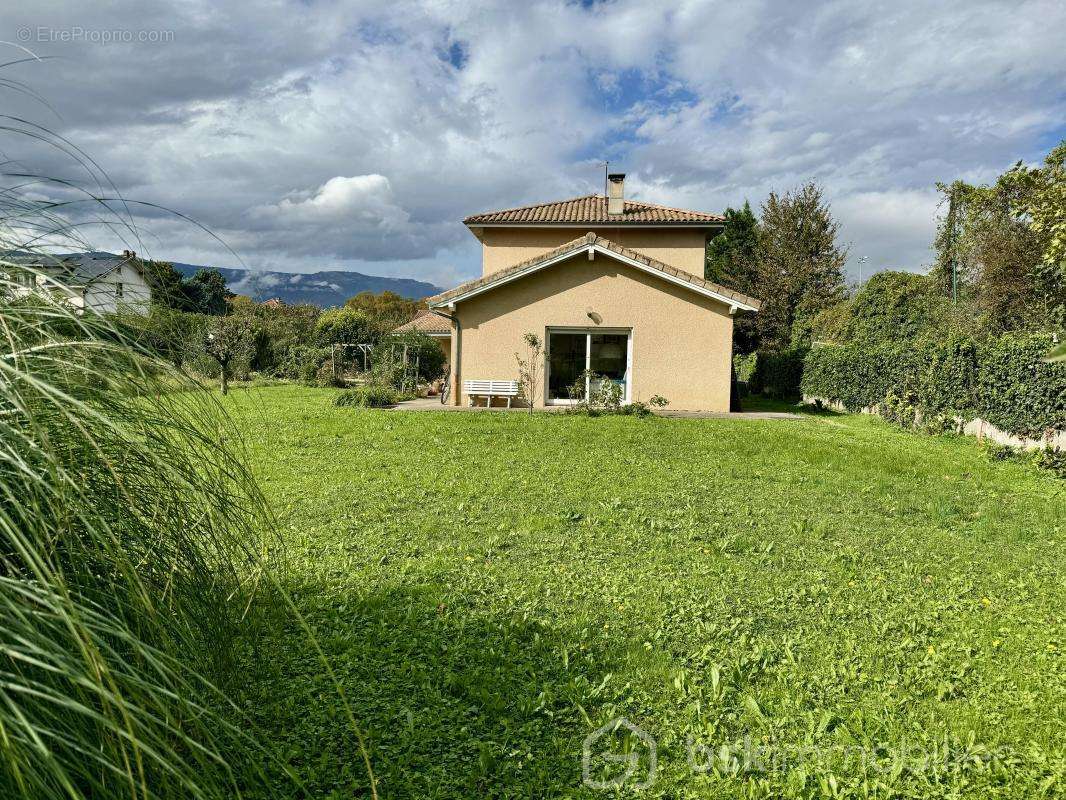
[[2, 0, 1064, 288]]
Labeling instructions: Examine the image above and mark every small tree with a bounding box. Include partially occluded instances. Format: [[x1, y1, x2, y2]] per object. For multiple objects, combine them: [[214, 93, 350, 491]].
[[203, 314, 255, 394], [514, 332, 543, 415], [313, 307, 380, 347]]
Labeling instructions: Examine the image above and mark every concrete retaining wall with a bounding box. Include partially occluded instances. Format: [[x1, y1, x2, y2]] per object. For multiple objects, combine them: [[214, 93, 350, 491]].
[[802, 396, 1065, 451]]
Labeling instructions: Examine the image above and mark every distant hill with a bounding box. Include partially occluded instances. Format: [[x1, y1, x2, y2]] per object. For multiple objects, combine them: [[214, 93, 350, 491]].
[[172, 263, 441, 307]]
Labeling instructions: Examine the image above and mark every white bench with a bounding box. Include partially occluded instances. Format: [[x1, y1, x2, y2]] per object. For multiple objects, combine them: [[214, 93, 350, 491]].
[[463, 379, 520, 408]]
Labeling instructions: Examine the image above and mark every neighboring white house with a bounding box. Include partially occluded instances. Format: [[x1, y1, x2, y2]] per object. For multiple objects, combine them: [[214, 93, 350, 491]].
[[2, 250, 151, 313]]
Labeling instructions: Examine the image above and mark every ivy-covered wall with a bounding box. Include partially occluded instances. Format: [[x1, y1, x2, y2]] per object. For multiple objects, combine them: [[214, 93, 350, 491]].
[[801, 333, 1065, 439]]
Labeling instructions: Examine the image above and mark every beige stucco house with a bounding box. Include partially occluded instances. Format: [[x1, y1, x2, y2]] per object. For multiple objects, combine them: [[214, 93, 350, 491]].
[[415, 174, 760, 411]]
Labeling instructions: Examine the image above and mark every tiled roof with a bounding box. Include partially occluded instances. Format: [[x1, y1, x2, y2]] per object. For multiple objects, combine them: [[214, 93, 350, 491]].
[[464, 195, 724, 225], [2, 251, 137, 286], [428, 232, 761, 311], [391, 309, 452, 335]]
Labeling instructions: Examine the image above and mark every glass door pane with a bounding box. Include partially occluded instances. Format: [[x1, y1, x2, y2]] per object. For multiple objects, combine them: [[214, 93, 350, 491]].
[[548, 332, 587, 400], [590, 333, 628, 399]]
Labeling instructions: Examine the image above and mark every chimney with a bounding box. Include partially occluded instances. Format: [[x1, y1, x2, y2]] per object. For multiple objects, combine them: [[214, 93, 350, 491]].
[[607, 173, 625, 216]]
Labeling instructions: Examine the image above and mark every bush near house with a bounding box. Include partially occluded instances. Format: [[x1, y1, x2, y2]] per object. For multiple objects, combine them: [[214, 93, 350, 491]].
[[375, 329, 447, 382], [313, 307, 381, 348], [335, 385, 399, 408], [801, 332, 1066, 439], [742, 348, 808, 400]]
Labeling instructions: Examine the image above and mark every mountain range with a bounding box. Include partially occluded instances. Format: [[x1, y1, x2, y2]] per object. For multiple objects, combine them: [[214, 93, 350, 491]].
[[172, 263, 441, 306]]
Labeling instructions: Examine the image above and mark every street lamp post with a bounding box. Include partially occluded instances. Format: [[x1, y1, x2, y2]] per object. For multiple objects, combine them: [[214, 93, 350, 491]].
[[857, 256, 869, 288]]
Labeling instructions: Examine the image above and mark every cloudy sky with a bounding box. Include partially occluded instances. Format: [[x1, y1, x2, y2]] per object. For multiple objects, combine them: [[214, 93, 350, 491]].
[[3, 0, 1064, 288]]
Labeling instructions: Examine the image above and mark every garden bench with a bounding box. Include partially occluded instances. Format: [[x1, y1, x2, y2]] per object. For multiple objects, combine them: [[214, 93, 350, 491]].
[[463, 379, 520, 408]]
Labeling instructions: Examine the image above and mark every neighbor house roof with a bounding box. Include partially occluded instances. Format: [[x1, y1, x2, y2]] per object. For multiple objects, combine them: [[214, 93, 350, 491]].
[[2, 251, 140, 286], [391, 309, 452, 335], [427, 232, 761, 312], [464, 195, 724, 226]]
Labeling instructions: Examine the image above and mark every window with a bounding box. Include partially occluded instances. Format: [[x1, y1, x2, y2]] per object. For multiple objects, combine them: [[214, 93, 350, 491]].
[[115, 281, 124, 299], [546, 328, 631, 403]]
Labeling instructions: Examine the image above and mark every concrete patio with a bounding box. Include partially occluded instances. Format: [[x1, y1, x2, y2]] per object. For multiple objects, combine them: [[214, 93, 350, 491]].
[[389, 396, 802, 420]]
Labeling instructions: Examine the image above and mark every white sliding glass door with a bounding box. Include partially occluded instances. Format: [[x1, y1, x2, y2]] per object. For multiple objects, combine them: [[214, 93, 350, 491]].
[[546, 328, 631, 404]]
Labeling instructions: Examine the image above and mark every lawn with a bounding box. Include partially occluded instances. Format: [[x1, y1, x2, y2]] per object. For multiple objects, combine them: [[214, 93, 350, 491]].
[[227, 385, 1063, 799]]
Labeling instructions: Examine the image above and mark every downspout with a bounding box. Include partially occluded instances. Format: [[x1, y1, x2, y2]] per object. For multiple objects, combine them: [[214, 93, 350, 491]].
[[428, 307, 460, 405]]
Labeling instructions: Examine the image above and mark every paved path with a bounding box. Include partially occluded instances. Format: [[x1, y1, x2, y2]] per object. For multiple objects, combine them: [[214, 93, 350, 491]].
[[390, 397, 802, 420]]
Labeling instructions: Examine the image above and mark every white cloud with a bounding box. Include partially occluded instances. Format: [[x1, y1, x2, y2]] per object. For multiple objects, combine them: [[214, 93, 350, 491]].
[[258, 175, 406, 224], [833, 189, 942, 275]]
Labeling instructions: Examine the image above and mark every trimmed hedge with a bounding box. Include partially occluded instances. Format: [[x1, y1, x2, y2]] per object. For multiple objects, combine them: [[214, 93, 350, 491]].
[[801, 333, 1065, 439], [977, 334, 1065, 437], [748, 348, 807, 400]]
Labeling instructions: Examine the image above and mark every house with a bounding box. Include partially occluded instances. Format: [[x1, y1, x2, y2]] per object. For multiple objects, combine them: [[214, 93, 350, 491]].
[[422, 174, 761, 411], [2, 250, 151, 313]]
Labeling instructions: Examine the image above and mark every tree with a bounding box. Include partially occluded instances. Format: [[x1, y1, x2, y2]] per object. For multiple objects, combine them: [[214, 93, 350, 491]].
[[344, 290, 423, 330], [186, 269, 230, 316], [141, 259, 193, 310], [755, 183, 848, 348], [254, 301, 320, 373], [514, 332, 543, 415], [705, 201, 759, 287], [313, 307, 380, 347], [1001, 140, 1066, 327], [132, 304, 205, 367], [706, 202, 761, 353], [933, 171, 1057, 332], [202, 314, 256, 394]]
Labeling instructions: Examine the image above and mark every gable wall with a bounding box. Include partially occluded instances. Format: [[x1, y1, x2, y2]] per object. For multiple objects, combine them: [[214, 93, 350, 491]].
[[83, 263, 151, 313], [477, 226, 708, 279], [453, 251, 733, 411]]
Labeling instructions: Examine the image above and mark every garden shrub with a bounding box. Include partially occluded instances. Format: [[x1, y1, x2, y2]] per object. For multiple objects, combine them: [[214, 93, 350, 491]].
[[615, 401, 653, 417], [335, 385, 399, 408], [365, 348, 408, 390], [733, 352, 757, 383], [380, 329, 447, 382], [749, 347, 807, 399], [272, 343, 330, 382], [313, 307, 380, 347], [911, 335, 978, 420], [296, 346, 336, 386], [1035, 447, 1066, 478], [844, 271, 946, 344], [802, 332, 1066, 439]]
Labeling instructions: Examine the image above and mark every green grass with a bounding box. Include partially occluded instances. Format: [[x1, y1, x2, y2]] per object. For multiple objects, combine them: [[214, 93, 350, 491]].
[[227, 385, 1063, 798]]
